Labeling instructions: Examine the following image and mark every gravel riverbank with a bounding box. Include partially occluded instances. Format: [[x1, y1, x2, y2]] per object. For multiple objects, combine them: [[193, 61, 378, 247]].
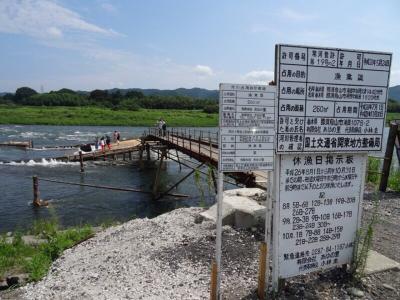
[[12, 208, 260, 300]]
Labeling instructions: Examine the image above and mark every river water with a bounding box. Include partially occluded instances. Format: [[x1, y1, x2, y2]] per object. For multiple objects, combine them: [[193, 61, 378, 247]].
[[0, 125, 220, 234]]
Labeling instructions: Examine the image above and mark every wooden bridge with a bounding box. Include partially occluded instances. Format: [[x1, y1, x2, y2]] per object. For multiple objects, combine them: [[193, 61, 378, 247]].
[[2, 128, 268, 193], [142, 127, 268, 188]]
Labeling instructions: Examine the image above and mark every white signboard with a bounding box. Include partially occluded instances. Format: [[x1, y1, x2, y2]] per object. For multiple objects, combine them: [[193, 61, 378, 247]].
[[275, 153, 367, 278], [219, 83, 276, 172], [276, 44, 392, 153]]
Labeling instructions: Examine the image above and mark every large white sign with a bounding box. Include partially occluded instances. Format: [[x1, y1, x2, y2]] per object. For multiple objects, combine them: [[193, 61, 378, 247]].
[[275, 153, 367, 278], [219, 83, 276, 172], [276, 44, 392, 153]]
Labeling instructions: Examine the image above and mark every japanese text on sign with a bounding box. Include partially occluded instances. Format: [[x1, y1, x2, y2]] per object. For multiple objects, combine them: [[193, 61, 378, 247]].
[[276, 44, 392, 153], [276, 153, 366, 278], [219, 83, 276, 172]]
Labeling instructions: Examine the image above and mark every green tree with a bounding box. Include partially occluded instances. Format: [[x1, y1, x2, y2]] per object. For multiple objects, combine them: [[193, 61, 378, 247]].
[[14, 87, 38, 103], [125, 90, 144, 99]]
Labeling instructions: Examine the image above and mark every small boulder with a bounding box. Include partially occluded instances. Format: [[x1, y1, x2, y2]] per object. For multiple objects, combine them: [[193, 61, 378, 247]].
[[347, 287, 364, 298]]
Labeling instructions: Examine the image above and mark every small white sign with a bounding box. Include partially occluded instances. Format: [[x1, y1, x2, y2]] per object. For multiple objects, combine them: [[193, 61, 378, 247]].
[[219, 83, 276, 172], [276, 44, 392, 153], [275, 153, 367, 278]]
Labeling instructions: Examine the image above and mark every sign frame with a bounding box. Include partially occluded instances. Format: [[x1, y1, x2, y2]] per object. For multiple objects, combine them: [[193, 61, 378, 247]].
[[275, 44, 392, 154]]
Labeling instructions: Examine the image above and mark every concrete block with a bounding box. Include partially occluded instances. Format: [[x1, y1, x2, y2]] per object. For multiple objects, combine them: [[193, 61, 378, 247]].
[[224, 188, 265, 198], [365, 250, 400, 274]]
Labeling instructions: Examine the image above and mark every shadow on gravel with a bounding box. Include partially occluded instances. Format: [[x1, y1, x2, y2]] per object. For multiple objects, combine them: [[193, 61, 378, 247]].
[[151, 229, 259, 276]]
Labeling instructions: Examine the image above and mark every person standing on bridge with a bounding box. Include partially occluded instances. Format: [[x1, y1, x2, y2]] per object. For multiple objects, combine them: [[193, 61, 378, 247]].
[[100, 136, 105, 152], [116, 131, 121, 145], [157, 118, 163, 136], [161, 119, 167, 137], [105, 135, 112, 150]]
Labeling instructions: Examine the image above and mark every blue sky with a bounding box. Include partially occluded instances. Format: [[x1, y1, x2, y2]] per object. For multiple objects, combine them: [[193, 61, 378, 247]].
[[0, 0, 399, 92]]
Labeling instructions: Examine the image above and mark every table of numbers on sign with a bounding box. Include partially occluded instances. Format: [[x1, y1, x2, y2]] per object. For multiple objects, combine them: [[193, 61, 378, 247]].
[[219, 83, 276, 172], [276, 45, 392, 153]]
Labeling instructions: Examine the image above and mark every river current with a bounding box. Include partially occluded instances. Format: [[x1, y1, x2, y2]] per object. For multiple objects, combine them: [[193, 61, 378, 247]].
[[0, 125, 219, 233]]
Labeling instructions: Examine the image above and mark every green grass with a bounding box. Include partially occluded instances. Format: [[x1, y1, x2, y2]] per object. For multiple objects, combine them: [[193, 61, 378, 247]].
[[367, 156, 400, 191], [386, 112, 400, 124], [0, 105, 218, 127], [0, 219, 93, 283]]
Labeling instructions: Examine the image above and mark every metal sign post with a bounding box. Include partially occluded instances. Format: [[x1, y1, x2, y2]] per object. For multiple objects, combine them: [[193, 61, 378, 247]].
[[214, 83, 277, 298], [215, 170, 224, 299], [272, 44, 392, 287]]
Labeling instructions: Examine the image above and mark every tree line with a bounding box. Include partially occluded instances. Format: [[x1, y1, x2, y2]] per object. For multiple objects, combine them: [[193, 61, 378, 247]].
[[0, 87, 219, 113]]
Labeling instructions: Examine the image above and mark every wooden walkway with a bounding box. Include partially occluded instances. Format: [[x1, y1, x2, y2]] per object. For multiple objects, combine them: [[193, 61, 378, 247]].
[[144, 128, 268, 188], [57, 139, 141, 162]]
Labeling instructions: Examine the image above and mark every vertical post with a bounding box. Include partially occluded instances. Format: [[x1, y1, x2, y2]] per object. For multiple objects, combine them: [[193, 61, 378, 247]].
[[190, 135, 192, 151], [209, 141, 212, 159], [211, 168, 217, 193], [33, 175, 40, 206], [128, 151, 132, 160], [272, 157, 280, 292], [153, 149, 166, 198], [215, 171, 224, 298], [199, 136, 201, 154], [176, 149, 182, 171], [257, 242, 267, 300], [379, 122, 398, 191], [146, 144, 151, 160], [123, 153, 126, 161], [139, 146, 144, 169], [79, 151, 84, 172], [210, 260, 218, 300]]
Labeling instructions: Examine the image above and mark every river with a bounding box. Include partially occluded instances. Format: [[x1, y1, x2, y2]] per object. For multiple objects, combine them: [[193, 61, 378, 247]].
[[0, 125, 220, 234]]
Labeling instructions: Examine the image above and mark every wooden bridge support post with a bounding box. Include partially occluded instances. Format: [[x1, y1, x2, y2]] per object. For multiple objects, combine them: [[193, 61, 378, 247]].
[[211, 168, 218, 194], [139, 146, 144, 169], [33, 176, 40, 206], [129, 151, 132, 160], [198, 136, 201, 154], [176, 149, 182, 171], [79, 151, 84, 173], [379, 122, 399, 192], [146, 143, 151, 160], [153, 149, 167, 199]]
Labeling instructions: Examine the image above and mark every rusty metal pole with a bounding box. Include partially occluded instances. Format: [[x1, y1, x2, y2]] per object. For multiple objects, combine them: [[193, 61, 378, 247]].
[[379, 122, 398, 192], [210, 261, 218, 300], [79, 151, 84, 172], [33, 175, 40, 206], [257, 242, 267, 300]]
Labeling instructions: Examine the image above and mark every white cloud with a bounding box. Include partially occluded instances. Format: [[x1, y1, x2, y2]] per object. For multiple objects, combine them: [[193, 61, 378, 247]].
[[101, 3, 117, 14], [281, 8, 316, 21], [0, 0, 120, 39], [47, 26, 62, 38], [193, 65, 214, 77], [243, 70, 274, 84]]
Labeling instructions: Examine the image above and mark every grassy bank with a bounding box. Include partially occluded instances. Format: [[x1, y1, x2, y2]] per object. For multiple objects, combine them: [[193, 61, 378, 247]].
[[367, 157, 400, 191], [386, 112, 400, 124], [0, 219, 93, 283], [0, 105, 218, 127]]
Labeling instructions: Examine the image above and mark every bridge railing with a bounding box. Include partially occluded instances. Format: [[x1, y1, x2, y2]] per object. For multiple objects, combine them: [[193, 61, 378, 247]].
[[146, 127, 219, 159]]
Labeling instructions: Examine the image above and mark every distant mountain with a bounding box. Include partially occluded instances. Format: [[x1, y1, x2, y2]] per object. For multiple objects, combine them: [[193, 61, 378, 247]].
[[389, 85, 400, 102], [106, 88, 218, 100]]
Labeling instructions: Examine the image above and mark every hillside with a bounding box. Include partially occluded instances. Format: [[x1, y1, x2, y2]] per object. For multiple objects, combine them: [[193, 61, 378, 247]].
[[106, 88, 218, 100], [389, 85, 400, 101]]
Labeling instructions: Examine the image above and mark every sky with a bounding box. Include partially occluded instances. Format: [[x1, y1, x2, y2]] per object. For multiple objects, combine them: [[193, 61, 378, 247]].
[[0, 0, 399, 92]]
